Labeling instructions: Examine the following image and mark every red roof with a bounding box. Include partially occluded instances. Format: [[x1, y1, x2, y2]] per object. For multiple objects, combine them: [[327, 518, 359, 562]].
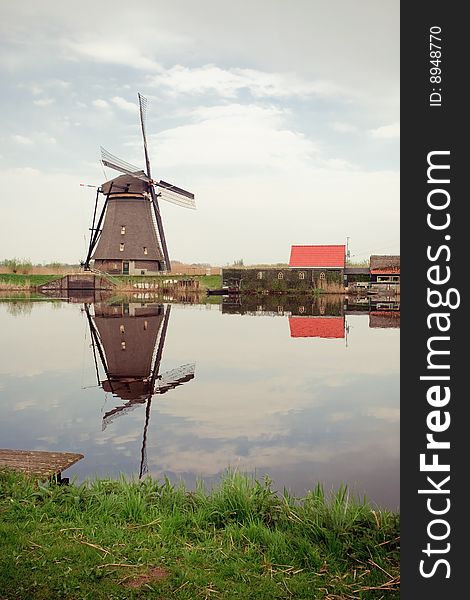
[[370, 267, 400, 275], [289, 245, 345, 268], [289, 317, 345, 339]]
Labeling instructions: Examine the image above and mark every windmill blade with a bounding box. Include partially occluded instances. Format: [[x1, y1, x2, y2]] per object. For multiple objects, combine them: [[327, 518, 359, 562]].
[[156, 180, 196, 210], [138, 93, 152, 178], [154, 363, 196, 394], [148, 185, 171, 270], [100, 147, 151, 182], [102, 400, 144, 430]]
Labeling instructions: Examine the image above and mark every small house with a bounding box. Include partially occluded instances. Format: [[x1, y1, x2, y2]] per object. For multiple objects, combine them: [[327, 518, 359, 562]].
[[369, 255, 400, 292]]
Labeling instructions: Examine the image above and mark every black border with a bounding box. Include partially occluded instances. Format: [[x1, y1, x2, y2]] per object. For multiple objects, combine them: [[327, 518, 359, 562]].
[[401, 2, 467, 596]]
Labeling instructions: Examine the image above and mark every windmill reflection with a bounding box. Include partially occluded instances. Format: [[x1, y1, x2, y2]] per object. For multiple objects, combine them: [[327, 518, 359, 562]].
[[84, 302, 195, 478]]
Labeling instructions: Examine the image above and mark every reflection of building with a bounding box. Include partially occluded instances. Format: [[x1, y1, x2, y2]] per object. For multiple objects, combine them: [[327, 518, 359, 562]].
[[289, 316, 345, 338], [222, 294, 400, 334], [369, 311, 401, 329], [222, 294, 343, 317], [85, 301, 195, 477]]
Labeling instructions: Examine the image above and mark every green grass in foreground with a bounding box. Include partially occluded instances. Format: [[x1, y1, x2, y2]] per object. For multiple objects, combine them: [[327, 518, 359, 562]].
[[0, 471, 399, 599]]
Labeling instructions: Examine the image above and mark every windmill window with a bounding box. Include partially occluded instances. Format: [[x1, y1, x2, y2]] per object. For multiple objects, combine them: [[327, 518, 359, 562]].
[[121, 226, 126, 235], [278, 272, 284, 279], [120, 243, 124, 252], [119, 325, 125, 334], [121, 341, 126, 350], [299, 272, 305, 280], [144, 320, 148, 330], [257, 271, 263, 280], [143, 247, 148, 255]]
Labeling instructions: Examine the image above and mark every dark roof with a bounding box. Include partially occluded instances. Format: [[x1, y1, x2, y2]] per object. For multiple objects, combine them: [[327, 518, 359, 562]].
[[289, 245, 345, 268], [370, 255, 400, 272], [289, 316, 345, 338], [101, 173, 149, 195]]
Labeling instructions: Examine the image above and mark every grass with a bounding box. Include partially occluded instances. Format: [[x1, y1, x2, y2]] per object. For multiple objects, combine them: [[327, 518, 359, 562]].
[[0, 274, 62, 288], [0, 470, 399, 599], [0, 273, 222, 292]]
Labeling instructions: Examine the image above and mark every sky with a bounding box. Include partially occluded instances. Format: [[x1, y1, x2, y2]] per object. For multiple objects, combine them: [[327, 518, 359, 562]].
[[0, 0, 399, 266]]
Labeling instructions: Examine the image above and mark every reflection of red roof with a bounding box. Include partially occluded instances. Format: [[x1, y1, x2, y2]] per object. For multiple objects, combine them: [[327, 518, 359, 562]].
[[289, 245, 345, 268], [289, 317, 345, 338]]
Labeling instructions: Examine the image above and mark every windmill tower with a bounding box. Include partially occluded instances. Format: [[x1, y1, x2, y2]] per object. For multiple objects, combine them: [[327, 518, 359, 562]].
[[85, 301, 195, 478], [84, 93, 195, 275]]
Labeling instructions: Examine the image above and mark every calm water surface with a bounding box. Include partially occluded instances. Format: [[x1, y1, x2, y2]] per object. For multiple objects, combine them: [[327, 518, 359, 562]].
[[0, 297, 399, 509]]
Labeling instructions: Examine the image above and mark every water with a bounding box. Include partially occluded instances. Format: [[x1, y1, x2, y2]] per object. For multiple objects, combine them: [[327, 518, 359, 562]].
[[0, 295, 399, 509]]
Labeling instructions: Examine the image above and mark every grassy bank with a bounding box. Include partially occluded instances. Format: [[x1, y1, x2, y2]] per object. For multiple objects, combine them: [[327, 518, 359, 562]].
[[0, 273, 222, 292], [0, 274, 62, 289], [0, 471, 399, 599]]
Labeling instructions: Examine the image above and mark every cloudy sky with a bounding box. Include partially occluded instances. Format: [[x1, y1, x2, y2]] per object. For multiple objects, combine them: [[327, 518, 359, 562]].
[[1, 0, 399, 265]]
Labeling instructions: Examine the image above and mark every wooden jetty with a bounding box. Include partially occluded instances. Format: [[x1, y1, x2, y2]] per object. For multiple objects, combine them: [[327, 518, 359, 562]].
[[0, 449, 83, 481]]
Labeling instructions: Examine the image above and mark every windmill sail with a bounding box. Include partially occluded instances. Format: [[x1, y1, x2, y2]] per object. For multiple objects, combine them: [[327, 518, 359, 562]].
[[100, 147, 151, 182]]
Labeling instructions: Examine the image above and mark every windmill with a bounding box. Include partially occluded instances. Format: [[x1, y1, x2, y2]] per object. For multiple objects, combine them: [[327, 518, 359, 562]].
[[84, 93, 195, 275], [84, 301, 195, 478]]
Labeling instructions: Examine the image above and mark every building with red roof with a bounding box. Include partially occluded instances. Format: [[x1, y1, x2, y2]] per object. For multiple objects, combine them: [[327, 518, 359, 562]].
[[289, 245, 345, 269]]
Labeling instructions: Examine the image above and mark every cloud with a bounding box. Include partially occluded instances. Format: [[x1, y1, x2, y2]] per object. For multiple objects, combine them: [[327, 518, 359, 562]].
[[65, 39, 161, 71], [369, 122, 400, 139], [33, 98, 55, 107], [111, 96, 138, 113], [332, 121, 358, 133], [150, 64, 351, 100], [92, 99, 109, 109], [10, 133, 56, 145], [11, 134, 33, 145], [149, 103, 318, 171]]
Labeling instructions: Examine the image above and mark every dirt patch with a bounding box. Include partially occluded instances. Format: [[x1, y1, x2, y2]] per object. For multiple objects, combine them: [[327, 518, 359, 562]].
[[124, 566, 170, 588]]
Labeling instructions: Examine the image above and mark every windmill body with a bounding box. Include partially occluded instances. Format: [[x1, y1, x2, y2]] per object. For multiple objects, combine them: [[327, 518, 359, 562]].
[[92, 175, 165, 275], [85, 94, 195, 274]]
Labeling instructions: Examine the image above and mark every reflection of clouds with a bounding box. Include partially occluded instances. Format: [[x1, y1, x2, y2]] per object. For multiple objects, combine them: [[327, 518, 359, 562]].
[[37, 435, 59, 444], [0, 302, 399, 506], [14, 399, 38, 411], [157, 382, 321, 440], [95, 428, 142, 446], [366, 407, 400, 422], [328, 411, 354, 423], [0, 302, 89, 377]]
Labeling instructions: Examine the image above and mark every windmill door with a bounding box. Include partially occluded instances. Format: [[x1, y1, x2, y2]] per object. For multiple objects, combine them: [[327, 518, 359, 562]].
[[122, 261, 129, 275]]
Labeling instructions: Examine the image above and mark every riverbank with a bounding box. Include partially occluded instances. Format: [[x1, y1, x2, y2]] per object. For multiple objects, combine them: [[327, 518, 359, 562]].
[[0, 273, 222, 292], [0, 470, 399, 599]]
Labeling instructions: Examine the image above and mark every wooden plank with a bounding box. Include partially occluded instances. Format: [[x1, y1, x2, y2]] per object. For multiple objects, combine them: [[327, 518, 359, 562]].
[[0, 449, 84, 478]]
